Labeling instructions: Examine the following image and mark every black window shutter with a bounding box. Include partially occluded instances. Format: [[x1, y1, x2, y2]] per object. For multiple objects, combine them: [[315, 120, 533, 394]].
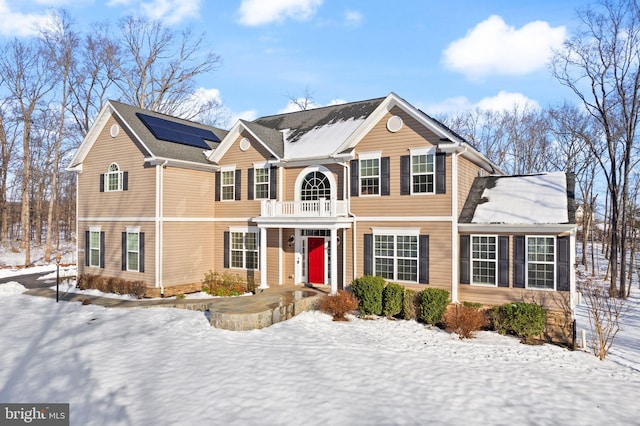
[[99, 231, 105, 269], [121, 232, 127, 271], [270, 166, 277, 200], [498, 236, 510, 287], [381, 157, 390, 196], [460, 235, 470, 284], [557, 235, 570, 291], [400, 155, 410, 195], [436, 153, 446, 194], [139, 233, 145, 273], [99, 174, 104, 192], [350, 159, 359, 197], [85, 230, 90, 267], [419, 235, 429, 284], [514, 235, 525, 288], [123, 171, 128, 191], [223, 231, 230, 268], [363, 233, 373, 276], [247, 168, 254, 200], [215, 171, 221, 201], [234, 170, 241, 201]]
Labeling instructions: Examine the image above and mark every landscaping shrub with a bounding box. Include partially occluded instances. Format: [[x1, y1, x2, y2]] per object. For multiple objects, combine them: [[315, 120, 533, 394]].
[[382, 282, 404, 318], [489, 302, 547, 344], [443, 304, 488, 339], [402, 289, 418, 320], [77, 274, 147, 299], [417, 288, 450, 325], [201, 271, 247, 297], [350, 275, 385, 316], [319, 291, 359, 321]]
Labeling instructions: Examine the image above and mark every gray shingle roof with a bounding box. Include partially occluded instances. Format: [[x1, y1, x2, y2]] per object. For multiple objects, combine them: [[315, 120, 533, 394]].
[[109, 100, 229, 165], [240, 119, 285, 158]]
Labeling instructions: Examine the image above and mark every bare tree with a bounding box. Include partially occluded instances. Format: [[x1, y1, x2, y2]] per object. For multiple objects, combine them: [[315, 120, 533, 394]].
[[107, 16, 222, 119], [0, 38, 58, 265], [288, 86, 315, 111], [551, 0, 640, 297]]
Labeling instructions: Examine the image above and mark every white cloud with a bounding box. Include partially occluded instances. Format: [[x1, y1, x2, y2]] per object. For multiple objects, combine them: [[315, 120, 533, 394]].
[[0, 0, 56, 37], [442, 15, 566, 79], [344, 10, 362, 27], [423, 91, 539, 116], [106, 0, 201, 25], [237, 0, 323, 26]]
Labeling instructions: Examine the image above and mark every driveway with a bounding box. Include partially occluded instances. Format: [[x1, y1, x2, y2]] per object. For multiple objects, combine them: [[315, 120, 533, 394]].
[[0, 272, 57, 289]]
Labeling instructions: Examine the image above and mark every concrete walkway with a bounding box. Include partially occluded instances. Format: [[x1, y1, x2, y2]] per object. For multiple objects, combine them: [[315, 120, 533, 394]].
[[23, 284, 327, 330]]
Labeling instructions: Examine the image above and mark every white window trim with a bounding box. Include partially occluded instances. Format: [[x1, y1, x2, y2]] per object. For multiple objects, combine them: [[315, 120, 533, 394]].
[[253, 163, 270, 200], [470, 234, 498, 287], [372, 228, 420, 283], [220, 165, 236, 202], [358, 152, 381, 197], [525, 235, 557, 291], [126, 229, 140, 272], [105, 162, 123, 192], [88, 228, 101, 268], [409, 147, 436, 195], [229, 227, 259, 270]]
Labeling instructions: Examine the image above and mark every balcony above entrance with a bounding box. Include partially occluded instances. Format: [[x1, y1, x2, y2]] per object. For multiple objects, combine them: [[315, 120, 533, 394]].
[[260, 199, 349, 218]]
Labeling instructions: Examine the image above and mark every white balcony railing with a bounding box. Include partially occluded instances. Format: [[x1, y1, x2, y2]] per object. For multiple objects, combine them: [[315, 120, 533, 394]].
[[261, 198, 349, 218]]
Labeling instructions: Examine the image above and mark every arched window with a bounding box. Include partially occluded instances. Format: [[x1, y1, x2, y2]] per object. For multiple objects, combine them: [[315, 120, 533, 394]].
[[106, 162, 123, 192], [300, 171, 331, 201]]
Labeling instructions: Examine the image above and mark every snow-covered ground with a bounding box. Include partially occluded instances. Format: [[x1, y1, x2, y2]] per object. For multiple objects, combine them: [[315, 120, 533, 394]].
[[1, 244, 639, 425]]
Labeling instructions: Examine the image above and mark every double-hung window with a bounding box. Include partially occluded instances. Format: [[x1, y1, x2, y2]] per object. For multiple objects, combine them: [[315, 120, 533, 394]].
[[230, 230, 259, 270], [410, 148, 435, 194], [254, 166, 270, 200], [106, 163, 123, 192], [527, 236, 555, 290], [471, 235, 497, 286], [373, 231, 419, 282], [359, 152, 380, 195], [221, 168, 235, 201], [126, 228, 140, 272], [89, 230, 101, 267]]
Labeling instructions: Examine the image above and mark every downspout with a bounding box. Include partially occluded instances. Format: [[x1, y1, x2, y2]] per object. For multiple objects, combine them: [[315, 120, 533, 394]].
[[451, 149, 461, 303], [340, 161, 357, 283], [156, 160, 168, 295]]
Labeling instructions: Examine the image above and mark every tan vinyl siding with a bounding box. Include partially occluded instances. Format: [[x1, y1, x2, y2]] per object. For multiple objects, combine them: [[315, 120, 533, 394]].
[[78, 115, 155, 219], [354, 220, 452, 292], [163, 167, 215, 218], [281, 228, 296, 286], [77, 220, 155, 285], [162, 221, 215, 287], [215, 132, 274, 218], [350, 107, 452, 217], [283, 164, 345, 201], [457, 156, 484, 217]]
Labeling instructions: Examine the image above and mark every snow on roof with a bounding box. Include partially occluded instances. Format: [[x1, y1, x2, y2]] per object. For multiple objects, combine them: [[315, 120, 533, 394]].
[[472, 172, 569, 224], [283, 117, 365, 159]]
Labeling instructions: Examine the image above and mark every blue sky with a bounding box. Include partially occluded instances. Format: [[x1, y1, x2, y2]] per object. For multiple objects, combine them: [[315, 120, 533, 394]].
[[1, 0, 590, 124]]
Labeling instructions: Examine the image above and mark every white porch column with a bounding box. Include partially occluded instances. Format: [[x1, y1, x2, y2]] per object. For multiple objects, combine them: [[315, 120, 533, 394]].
[[330, 228, 338, 295], [259, 227, 268, 289]]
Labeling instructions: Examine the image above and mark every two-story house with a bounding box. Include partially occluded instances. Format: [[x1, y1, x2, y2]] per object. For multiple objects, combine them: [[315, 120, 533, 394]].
[[68, 92, 576, 342]]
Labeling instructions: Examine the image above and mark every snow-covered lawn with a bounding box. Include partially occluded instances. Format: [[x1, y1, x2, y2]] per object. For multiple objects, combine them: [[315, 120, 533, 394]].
[[0, 273, 638, 425]]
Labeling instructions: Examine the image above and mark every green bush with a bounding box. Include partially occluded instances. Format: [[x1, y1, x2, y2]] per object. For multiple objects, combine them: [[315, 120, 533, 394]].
[[202, 271, 247, 297], [350, 275, 385, 316], [418, 288, 450, 325], [489, 302, 546, 344], [402, 289, 418, 320], [382, 282, 404, 318]]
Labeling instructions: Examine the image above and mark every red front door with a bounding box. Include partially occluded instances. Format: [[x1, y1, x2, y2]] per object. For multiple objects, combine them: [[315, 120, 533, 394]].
[[308, 237, 325, 284]]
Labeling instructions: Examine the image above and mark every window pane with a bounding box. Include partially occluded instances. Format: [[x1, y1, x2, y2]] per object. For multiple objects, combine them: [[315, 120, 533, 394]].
[[375, 235, 394, 257], [127, 233, 138, 251], [397, 259, 417, 281], [397, 235, 417, 258], [245, 233, 257, 250], [360, 158, 380, 195], [128, 252, 138, 271], [301, 172, 331, 201], [231, 250, 243, 268], [411, 154, 434, 194], [231, 233, 243, 250], [245, 251, 258, 270], [90, 231, 100, 249], [375, 257, 394, 279], [255, 168, 270, 199], [528, 264, 554, 289]]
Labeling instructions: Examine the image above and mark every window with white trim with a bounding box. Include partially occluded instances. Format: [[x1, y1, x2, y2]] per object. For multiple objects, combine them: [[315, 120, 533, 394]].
[[254, 166, 270, 199], [471, 235, 497, 286], [527, 236, 555, 290], [360, 155, 380, 195], [374, 233, 418, 282], [89, 230, 101, 267], [411, 153, 435, 194], [221, 169, 235, 201], [301, 171, 331, 200], [126, 231, 140, 272], [106, 163, 123, 192], [231, 231, 259, 270]]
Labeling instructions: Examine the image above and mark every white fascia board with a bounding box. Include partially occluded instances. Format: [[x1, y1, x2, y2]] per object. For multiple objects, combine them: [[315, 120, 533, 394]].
[[458, 223, 577, 234], [146, 157, 219, 172], [66, 102, 114, 170], [208, 121, 282, 164], [110, 104, 155, 159]]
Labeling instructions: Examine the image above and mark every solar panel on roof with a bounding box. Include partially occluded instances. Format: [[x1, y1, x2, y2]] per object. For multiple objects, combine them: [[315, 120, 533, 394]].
[[136, 113, 220, 149]]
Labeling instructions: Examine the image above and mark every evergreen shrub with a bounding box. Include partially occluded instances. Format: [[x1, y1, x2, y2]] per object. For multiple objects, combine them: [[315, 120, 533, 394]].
[[382, 282, 404, 318], [489, 302, 546, 344], [350, 275, 385, 316], [418, 288, 450, 325]]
